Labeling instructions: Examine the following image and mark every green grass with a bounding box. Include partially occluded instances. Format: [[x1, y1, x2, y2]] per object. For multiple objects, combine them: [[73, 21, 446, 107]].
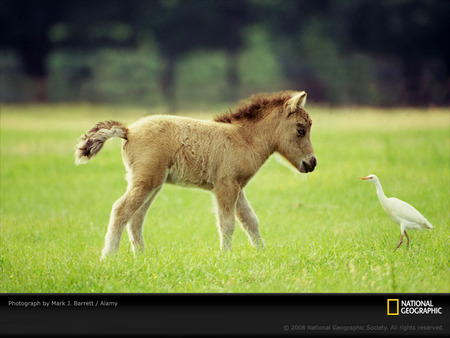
[[1, 104, 449, 293]]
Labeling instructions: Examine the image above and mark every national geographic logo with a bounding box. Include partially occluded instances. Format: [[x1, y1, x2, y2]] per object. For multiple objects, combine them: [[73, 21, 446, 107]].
[[387, 299, 443, 315], [387, 299, 399, 315]]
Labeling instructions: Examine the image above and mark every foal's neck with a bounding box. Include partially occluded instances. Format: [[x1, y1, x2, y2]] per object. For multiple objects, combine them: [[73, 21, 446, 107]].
[[237, 116, 278, 159]]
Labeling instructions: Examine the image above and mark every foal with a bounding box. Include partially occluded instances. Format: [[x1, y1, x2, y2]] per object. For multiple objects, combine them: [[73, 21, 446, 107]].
[[75, 91, 317, 259]]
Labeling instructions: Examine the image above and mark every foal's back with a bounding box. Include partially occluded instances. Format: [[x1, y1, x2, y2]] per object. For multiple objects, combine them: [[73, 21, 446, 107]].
[[124, 115, 240, 190]]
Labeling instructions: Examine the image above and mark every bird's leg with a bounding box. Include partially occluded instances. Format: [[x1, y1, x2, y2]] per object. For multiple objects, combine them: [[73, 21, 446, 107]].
[[394, 234, 404, 252], [404, 231, 410, 249]]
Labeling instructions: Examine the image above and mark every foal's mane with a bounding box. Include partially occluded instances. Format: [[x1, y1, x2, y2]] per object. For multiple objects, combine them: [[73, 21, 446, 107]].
[[214, 91, 296, 124]]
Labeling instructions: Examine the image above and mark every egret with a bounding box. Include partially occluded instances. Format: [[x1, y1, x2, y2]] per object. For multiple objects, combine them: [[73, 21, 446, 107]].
[[360, 174, 433, 251]]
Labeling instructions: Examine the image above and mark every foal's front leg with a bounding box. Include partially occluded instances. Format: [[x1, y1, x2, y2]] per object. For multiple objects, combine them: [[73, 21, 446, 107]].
[[214, 180, 240, 250], [236, 190, 265, 249]]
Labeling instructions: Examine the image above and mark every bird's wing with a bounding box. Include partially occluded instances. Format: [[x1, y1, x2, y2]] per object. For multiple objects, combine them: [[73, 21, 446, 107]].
[[387, 197, 431, 226]]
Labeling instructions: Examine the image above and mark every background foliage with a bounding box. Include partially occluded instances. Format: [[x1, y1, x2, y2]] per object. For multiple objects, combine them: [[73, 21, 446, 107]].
[[1, 0, 449, 108]]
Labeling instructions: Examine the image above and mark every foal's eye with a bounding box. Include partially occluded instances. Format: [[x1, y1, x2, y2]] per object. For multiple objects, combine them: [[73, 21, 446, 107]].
[[297, 128, 306, 137]]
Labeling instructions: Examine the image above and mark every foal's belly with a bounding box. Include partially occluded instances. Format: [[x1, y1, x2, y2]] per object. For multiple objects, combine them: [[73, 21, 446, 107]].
[[166, 166, 214, 190]]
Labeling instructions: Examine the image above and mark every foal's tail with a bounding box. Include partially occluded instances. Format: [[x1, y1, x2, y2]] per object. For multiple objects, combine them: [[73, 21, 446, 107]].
[[75, 121, 128, 165]]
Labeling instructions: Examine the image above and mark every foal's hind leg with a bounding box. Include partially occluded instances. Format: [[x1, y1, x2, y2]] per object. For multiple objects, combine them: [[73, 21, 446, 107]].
[[126, 187, 161, 254], [236, 190, 265, 249], [101, 181, 155, 259]]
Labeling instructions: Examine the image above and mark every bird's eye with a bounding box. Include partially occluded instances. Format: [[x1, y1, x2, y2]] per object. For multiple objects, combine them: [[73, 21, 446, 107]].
[[297, 128, 306, 137]]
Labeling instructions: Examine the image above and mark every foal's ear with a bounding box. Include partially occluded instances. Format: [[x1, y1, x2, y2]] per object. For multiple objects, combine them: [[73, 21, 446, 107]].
[[285, 91, 307, 111]]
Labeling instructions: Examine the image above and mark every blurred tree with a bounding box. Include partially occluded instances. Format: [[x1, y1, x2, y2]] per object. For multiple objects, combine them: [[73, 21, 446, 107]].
[[218, 0, 250, 102], [250, 0, 334, 100], [0, 0, 138, 101], [333, 0, 450, 105], [251, 0, 450, 106], [1, 0, 448, 106], [135, 0, 250, 110], [0, 0, 250, 108], [0, 0, 58, 100]]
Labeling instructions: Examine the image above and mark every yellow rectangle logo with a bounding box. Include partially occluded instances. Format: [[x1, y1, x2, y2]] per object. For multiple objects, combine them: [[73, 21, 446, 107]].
[[387, 299, 399, 315]]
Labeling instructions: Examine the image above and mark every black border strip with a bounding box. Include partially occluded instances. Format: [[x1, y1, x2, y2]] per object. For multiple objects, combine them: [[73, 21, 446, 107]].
[[1, 293, 449, 336]]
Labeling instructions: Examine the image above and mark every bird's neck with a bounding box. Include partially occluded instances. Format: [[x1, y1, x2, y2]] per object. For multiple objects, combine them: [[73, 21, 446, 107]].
[[374, 181, 388, 201]]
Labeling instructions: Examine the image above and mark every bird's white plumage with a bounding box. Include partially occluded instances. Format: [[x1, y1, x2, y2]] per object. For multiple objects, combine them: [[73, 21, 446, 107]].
[[381, 197, 432, 229], [360, 174, 433, 250]]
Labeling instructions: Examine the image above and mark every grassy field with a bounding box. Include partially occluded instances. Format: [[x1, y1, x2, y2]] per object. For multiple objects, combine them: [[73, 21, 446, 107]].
[[1, 104, 449, 293]]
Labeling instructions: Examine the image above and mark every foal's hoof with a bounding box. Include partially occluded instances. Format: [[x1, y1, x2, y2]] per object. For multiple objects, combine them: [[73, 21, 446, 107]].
[[100, 249, 115, 261]]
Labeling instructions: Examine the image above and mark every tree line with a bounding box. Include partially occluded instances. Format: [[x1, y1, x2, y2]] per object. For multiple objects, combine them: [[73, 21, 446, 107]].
[[1, 0, 449, 108]]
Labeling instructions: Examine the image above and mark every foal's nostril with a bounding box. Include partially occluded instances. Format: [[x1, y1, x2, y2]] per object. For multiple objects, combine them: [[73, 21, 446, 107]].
[[302, 160, 310, 172], [302, 157, 317, 173]]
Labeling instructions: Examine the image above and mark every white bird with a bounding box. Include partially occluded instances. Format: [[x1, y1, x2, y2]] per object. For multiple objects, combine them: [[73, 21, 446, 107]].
[[360, 174, 433, 251]]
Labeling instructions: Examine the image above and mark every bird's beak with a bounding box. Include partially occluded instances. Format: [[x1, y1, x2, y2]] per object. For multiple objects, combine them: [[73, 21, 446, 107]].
[[360, 177, 370, 180]]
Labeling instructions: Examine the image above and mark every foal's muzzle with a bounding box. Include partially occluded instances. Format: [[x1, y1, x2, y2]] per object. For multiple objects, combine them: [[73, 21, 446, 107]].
[[299, 156, 317, 173]]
